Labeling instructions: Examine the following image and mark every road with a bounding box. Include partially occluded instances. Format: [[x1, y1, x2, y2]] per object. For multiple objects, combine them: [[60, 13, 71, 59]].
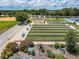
[[0, 25, 21, 53], [0, 24, 32, 56], [9, 24, 32, 42]]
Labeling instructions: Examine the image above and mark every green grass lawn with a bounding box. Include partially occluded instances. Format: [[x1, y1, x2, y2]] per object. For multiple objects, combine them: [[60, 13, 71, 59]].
[[26, 36, 65, 41], [0, 21, 17, 34], [56, 55, 65, 59], [26, 23, 77, 41], [69, 23, 79, 30], [30, 30, 69, 33], [48, 18, 64, 21]]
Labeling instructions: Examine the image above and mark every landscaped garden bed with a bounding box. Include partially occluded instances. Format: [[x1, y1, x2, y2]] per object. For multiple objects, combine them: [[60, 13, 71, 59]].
[[1, 40, 35, 59]]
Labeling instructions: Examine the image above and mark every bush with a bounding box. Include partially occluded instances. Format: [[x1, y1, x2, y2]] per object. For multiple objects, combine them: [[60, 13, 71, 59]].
[[60, 44, 65, 48], [31, 50, 35, 56], [6, 42, 19, 53], [28, 50, 35, 56], [1, 48, 13, 59], [20, 41, 28, 53], [56, 55, 65, 59], [27, 20, 32, 24], [1, 42, 19, 59], [54, 43, 60, 49], [27, 40, 34, 47], [47, 50, 55, 58], [54, 43, 65, 49]]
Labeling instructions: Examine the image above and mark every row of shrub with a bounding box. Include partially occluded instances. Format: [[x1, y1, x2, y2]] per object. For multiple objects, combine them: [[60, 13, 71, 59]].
[[54, 43, 65, 49]]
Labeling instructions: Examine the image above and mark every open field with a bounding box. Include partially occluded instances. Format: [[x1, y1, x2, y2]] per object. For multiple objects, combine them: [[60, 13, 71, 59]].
[[0, 17, 16, 21], [26, 23, 79, 41], [0, 21, 17, 34]]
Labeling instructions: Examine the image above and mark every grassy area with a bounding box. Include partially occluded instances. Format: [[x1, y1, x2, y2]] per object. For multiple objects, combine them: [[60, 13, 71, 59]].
[[0, 21, 17, 34], [69, 23, 79, 30], [30, 30, 69, 33], [26, 36, 65, 41], [56, 55, 65, 59], [0, 16, 8, 17], [26, 23, 76, 41], [48, 18, 64, 21]]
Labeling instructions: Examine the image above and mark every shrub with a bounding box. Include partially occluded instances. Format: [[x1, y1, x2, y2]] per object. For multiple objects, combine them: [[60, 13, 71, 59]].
[[60, 44, 65, 48], [47, 50, 55, 58], [27, 40, 34, 47], [31, 50, 35, 56], [54, 43, 60, 49], [1, 48, 13, 59], [20, 41, 28, 53], [1, 42, 19, 59], [6, 42, 19, 53], [28, 50, 35, 56], [56, 55, 65, 59], [27, 20, 32, 24]]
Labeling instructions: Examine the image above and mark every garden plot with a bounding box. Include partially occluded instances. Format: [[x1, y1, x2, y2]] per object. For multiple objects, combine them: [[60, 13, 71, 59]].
[[26, 24, 79, 41]]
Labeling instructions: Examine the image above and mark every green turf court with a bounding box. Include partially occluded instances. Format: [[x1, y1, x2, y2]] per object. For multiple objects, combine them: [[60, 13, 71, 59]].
[[26, 22, 79, 41]]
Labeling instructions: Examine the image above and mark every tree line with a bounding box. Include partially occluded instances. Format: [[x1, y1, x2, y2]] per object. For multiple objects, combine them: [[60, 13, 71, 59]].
[[0, 8, 79, 17]]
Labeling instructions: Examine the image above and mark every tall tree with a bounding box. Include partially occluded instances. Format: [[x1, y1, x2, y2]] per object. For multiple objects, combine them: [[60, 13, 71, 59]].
[[65, 30, 78, 54], [16, 12, 28, 22]]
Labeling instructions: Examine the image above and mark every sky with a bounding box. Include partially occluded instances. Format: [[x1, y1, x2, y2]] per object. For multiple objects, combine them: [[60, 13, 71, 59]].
[[0, 0, 79, 10]]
